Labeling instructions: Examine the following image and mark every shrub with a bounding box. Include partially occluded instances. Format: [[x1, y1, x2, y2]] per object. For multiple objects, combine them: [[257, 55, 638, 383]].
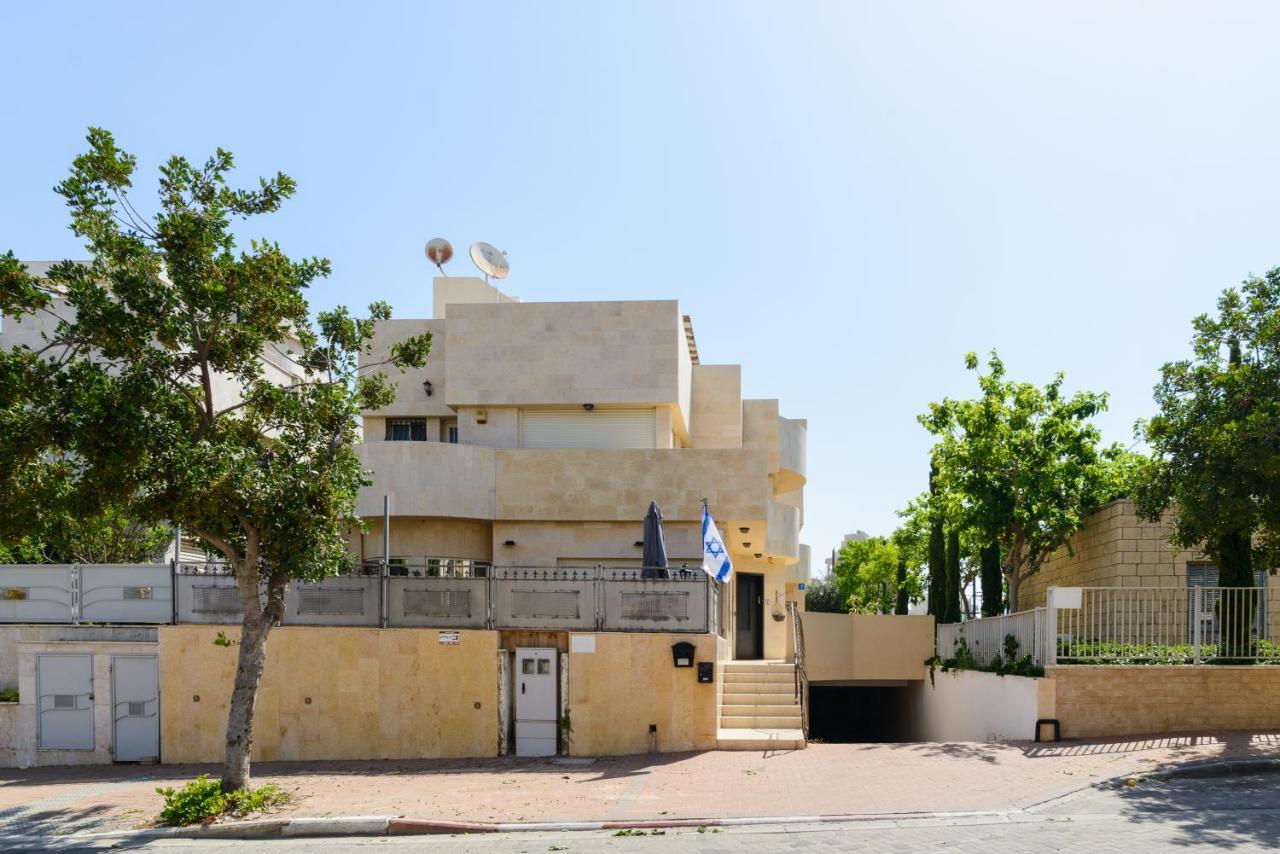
[[156, 774, 289, 826], [0, 687, 17, 703]]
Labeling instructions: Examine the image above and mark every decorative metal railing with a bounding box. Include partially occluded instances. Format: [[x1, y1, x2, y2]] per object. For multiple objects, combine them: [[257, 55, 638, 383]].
[[788, 601, 809, 737], [0, 562, 715, 633]]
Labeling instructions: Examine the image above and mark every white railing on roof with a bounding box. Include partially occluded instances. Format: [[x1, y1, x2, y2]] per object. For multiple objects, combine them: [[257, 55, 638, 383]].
[[936, 607, 1049, 667]]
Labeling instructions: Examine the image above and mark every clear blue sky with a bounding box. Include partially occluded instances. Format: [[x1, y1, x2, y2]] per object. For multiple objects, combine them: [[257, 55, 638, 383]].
[[4, 2, 1279, 571]]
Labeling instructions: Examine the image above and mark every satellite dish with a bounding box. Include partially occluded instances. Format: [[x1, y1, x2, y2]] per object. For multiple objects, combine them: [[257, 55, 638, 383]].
[[469, 241, 510, 282], [425, 238, 453, 275]]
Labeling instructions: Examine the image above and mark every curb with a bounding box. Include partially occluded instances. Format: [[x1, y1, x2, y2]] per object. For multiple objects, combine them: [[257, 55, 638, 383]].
[[5, 757, 1278, 847]]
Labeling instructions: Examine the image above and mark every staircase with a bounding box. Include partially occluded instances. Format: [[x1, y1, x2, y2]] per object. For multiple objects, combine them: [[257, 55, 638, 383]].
[[716, 661, 807, 750]]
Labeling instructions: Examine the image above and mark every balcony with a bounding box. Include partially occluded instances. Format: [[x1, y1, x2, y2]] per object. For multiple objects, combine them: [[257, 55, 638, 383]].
[[765, 500, 801, 564], [776, 417, 807, 493]]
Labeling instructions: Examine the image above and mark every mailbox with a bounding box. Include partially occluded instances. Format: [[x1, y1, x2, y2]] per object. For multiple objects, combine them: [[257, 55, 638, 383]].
[[671, 641, 695, 668], [697, 662, 714, 683]]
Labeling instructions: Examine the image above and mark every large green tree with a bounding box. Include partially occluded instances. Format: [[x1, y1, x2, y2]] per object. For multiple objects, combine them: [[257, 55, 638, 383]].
[[1134, 271, 1280, 585], [0, 129, 429, 790], [833, 531, 925, 615], [920, 352, 1126, 611], [1, 503, 171, 564]]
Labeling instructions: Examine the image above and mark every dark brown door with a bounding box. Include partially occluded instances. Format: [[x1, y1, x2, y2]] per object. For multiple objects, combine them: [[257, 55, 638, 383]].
[[735, 573, 764, 659]]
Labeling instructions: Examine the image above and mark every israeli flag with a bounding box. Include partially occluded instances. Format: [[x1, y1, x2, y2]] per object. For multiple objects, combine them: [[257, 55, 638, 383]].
[[701, 504, 733, 583]]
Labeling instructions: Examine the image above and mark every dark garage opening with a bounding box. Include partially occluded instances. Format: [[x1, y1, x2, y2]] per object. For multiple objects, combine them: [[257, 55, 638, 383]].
[[808, 685, 915, 743]]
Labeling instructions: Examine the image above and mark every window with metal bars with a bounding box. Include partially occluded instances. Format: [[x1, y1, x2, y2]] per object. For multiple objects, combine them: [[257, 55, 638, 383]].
[[385, 418, 427, 441]]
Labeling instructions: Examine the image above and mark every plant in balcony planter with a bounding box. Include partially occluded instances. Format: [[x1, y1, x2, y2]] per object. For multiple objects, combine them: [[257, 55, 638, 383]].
[[0, 687, 18, 703]]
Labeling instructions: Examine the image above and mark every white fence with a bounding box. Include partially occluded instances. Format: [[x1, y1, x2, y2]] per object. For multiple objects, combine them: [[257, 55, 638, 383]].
[[937, 585, 1280, 666], [936, 607, 1049, 667]]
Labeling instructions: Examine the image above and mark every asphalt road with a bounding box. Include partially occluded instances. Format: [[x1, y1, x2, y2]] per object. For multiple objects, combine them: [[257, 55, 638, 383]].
[[23, 770, 1280, 853]]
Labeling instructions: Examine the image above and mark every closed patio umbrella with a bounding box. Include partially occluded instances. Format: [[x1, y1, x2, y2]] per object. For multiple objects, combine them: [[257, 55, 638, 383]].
[[641, 501, 669, 580]]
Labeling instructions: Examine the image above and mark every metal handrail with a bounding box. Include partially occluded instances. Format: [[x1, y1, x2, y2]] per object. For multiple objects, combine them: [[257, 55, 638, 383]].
[[788, 601, 809, 738]]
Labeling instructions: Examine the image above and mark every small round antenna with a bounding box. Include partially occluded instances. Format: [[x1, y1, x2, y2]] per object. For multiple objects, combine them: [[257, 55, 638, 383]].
[[425, 238, 453, 275], [469, 241, 509, 282]]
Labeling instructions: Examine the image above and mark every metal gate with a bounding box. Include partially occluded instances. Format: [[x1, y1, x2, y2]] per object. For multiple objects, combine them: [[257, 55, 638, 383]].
[[36, 653, 94, 751], [111, 654, 159, 762], [514, 647, 558, 756]]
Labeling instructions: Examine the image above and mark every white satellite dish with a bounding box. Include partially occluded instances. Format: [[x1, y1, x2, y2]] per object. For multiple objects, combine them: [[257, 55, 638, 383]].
[[425, 238, 453, 275], [469, 241, 510, 282]]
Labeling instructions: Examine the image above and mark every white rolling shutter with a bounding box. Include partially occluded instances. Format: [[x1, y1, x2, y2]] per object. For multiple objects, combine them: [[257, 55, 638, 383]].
[[519, 409, 656, 449]]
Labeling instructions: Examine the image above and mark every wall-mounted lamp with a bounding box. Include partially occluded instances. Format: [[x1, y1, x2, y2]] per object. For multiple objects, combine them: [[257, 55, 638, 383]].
[[633, 540, 644, 547], [476, 409, 488, 424], [738, 527, 750, 534], [422, 380, 434, 397], [502, 540, 516, 547], [583, 403, 595, 412], [741, 542, 751, 549], [753, 553, 763, 559]]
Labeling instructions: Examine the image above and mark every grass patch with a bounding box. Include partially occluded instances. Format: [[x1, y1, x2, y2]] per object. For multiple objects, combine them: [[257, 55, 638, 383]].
[[156, 774, 290, 826]]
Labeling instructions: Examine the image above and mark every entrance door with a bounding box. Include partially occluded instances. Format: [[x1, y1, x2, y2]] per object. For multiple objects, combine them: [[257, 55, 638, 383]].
[[36, 653, 94, 751], [735, 573, 765, 660], [111, 655, 159, 762], [515, 647, 558, 757]]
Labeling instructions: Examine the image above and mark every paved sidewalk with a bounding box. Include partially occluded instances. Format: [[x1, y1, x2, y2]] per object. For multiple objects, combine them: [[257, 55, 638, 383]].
[[0, 731, 1277, 836]]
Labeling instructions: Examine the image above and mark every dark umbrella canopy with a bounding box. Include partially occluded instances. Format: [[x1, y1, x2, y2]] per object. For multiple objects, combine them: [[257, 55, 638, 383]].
[[642, 501, 669, 580]]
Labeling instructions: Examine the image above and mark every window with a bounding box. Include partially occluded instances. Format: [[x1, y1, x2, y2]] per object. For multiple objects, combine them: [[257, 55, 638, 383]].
[[442, 419, 459, 444], [386, 418, 427, 441]]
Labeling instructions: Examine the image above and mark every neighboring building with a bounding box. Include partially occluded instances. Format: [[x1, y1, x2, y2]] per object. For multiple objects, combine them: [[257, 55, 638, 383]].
[[1019, 498, 1266, 608]]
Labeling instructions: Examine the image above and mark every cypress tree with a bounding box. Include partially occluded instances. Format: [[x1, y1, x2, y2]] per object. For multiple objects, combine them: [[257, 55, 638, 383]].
[[927, 463, 945, 617], [894, 557, 909, 615], [980, 542, 1003, 617], [943, 529, 962, 624]]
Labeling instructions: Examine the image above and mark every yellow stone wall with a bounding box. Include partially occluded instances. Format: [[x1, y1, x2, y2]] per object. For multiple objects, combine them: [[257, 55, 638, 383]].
[[689, 364, 742, 449], [1020, 500, 1200, 608], [566, 632, 719, 755], [353, 517, 494, 563], [159, 626, 500, 763], [800, 613, 935, 683], [1047, 665, 1280, 738]]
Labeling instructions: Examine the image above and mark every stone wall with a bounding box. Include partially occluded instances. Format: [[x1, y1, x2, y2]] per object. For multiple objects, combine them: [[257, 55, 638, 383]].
[[160, 626, 501, 763], [1047, 665, 1280, 738]]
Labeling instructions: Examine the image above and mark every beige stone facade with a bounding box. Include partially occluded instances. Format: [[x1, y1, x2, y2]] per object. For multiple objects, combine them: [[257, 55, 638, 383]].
[[357, 277, 810, 663]]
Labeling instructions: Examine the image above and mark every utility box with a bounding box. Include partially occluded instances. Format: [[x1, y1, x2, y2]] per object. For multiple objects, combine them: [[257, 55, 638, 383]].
[[671, 641, 695, 668], [697, 662, 714, 683]]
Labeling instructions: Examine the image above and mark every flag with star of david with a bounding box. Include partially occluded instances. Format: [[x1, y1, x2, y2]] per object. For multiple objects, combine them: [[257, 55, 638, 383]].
[[701, 504, 732, 583]]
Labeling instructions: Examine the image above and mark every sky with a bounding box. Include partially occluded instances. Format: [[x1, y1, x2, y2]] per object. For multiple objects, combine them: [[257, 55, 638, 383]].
[[3, 2, 1279, 573]]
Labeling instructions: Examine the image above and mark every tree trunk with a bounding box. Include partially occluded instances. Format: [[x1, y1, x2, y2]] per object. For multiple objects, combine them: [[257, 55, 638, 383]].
[[1007, 568, 1021, 614], [980, 543, 1002, 617], [221, 564, 285, 793], [1215, 529, 1254, 587]]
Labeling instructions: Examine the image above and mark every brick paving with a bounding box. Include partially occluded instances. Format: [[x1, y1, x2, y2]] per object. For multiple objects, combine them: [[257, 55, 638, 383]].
[[0, 731, 1277, 835]]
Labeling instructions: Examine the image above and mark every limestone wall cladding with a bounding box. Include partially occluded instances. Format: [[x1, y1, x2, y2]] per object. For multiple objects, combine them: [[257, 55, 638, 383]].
[[458, 406, 519, 448], [566, 632, 718, 755], [690, 365, 741, 449], [494, 448, 770, 524], [765, 501, 801, 564], [1020, 500, 1199, 608], [433, 276, 519, 319], [0, 703, 17, 767], [1047, 665, 1280, 738], [492, 521, 701, 569], [742, 400, 781, 473], [776, 417, 807, 493], [444, 300, 684, 415], [354, 518, 494, 563], [356, 442, 496, 519], [363, 318, 449, 419], [802, 613, 934, 683], [159, 626, 500, 763]]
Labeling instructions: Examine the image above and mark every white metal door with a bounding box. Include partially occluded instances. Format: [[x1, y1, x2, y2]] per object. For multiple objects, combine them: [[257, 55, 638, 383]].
[[111, 654, 159, 762], [36, 653, 94, 751], [514, 647, 558, 756]]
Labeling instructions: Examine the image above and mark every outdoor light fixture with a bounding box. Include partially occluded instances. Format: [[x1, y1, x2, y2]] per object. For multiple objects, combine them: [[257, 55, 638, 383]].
[[502, 540, 516, 547], [742, 542, 751, 549], [583, 403, 595, 411], [754, 553, 762, 559], [422, 379, 434, 396], [738, 527, 749, 534], [634, 540, 644, 547]]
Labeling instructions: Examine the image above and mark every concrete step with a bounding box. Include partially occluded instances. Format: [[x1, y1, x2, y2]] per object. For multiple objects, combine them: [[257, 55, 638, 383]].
[[716, 727, 806, 751], [721, 704, 801, 717], [722, 671, 794, 684], [719, 691, 799, 706], [720, 714, 803, 729], [721, 681, 797, 696], [721, 661, 794, 673]]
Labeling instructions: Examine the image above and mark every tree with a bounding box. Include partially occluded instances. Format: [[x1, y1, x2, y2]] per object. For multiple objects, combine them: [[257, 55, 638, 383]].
[[803, 575, 848, 613], [0, 129, 429, 790], [833, 530, 925, 615], [920, 352, 1126, 612], [1134, 271, 1280, 586], [926, 463, 945, 616], [979, 542, 1002, 617], [2, 503, 171, 564], [943, 528, 962, 624]]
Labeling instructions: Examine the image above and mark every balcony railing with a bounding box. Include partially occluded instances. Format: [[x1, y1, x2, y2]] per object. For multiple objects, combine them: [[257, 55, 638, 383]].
[[1, 561, 719, 634]]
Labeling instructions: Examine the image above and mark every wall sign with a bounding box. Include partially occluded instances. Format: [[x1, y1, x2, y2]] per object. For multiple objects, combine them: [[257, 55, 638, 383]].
[[438, 631, 460, 645]]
